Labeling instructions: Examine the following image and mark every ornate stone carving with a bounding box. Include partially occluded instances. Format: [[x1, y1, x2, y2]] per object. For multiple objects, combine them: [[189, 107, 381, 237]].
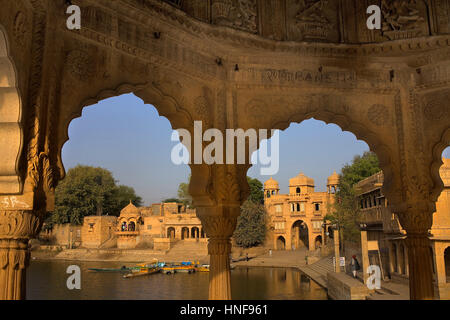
[[215, 165, 241, 203], [422, 90, 450, 121], [367, 104, 389, 126], [295, 0, 332, 41], [245, 98, 267, 122], [211, 0, 257, 34], [381, 0, 426, 40], [194, 96, 210, 125], [180, 0, 210, 22], [13, 11, 27, 46], [0, 210, 41, 240], [200, 215, 237, 239], [66, 50, 95, 81]]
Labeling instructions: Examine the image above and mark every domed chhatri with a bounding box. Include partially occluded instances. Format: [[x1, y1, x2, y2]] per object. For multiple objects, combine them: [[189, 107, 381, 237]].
[[289, 172, 315, 187], [120, 201, 141, 216], [327, 171, 340, 194], [327, 171, 339, 184], [264, 177, 279, 189]]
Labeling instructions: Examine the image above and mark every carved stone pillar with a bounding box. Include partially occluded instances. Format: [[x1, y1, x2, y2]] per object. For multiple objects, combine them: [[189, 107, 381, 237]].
[[397, 203, 435, 300], [191, 164, 250, 300], [0, 210, 41, 300], [199, 214, 238, 300]]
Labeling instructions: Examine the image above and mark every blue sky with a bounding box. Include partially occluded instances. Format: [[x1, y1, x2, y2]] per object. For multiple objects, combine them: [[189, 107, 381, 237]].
[[62, 94, 450, 206]]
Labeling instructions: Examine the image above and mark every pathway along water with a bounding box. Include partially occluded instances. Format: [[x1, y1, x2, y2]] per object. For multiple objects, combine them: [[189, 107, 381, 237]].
[[27, 260, 328, 300]]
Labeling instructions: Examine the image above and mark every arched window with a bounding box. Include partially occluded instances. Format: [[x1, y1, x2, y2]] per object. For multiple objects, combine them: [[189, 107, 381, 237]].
[[296, 203, 300, 211], [296, 187, 301, 194]]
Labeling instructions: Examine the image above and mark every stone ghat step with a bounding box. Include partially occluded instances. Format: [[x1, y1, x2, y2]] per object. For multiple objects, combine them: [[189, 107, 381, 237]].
[[299, 256, 334, 288]]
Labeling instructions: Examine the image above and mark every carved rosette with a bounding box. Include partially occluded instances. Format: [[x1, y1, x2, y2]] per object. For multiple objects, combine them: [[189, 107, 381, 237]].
[[422, 90, 450, 122], [367, 104, 389, 126], [66, 50, 95, 81]]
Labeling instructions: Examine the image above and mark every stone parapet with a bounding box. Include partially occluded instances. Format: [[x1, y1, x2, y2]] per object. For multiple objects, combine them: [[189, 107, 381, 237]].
[[327, 272, 371, 300]]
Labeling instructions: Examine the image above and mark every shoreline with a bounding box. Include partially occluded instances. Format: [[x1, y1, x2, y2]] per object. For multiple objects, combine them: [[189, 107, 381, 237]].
[[31, 247, 329, 289]]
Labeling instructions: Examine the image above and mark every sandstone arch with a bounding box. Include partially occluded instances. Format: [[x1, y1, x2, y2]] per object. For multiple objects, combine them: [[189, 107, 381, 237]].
[[56, 83, 194, 182], [431, 127, 450, 201], [1, 0, 450, 300]]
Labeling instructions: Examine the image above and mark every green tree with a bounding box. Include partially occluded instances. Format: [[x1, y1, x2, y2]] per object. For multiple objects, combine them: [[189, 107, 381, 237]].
[[177, 174, 192, 208], [163, 198, 183, 203], [51, 165, 142, 225], [234, 200, 267, 248], [328, 151, 380, 242], [247, 176, 264, 204], [109, 185, 143, 215]]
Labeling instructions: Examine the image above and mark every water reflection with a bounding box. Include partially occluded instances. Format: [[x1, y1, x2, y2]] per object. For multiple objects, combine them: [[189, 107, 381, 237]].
[[27, 261, 327, 300]]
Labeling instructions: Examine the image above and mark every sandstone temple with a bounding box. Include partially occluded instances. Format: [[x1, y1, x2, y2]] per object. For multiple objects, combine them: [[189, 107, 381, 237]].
[[0, 0, 450, 300]]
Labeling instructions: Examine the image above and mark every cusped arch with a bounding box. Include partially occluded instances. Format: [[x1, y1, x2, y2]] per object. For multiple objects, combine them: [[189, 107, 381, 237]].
[[268, 108, 398, 204], [0, 25, 22, 194], [56, 82, 194, 181], [430, 127, 450, 202]]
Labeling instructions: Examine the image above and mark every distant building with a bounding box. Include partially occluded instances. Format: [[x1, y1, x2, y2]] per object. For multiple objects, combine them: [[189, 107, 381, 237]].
[[264, 171, 339, 251], [77, 201, 206, 250], [356, 158, 450, 299]]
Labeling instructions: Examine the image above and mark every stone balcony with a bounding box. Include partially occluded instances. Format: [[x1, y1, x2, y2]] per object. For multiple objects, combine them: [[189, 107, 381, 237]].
[[358, 207, 383, 225], [290, 212, 306, 217]]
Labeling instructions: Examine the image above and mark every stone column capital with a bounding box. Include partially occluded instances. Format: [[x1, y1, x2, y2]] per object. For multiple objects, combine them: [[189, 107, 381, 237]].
[[0, 210, 42, 240], [395, 201, 435, 235]]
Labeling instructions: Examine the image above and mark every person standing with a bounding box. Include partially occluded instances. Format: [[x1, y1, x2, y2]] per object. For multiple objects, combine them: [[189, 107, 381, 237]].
[[350, 255, 360, 278]]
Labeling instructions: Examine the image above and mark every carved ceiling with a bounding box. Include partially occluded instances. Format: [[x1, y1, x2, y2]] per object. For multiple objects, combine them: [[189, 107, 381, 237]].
[[160, 0, 450, 43]]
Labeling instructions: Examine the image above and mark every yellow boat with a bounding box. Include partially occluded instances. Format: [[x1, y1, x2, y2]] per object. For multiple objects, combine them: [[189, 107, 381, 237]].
[[195, 264, 210, 272], [123, 267, 160, 278], [161, 265, 176, 274], [173, 264, 195, 273], [123, 260, 161, 278]]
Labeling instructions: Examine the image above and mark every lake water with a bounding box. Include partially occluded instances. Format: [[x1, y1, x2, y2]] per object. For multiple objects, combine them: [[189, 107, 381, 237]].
[[27, 260, 328, 300]]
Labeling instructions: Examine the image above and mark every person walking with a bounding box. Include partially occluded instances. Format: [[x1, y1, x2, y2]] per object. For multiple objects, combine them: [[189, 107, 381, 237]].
[[350, 255, 360, 278]]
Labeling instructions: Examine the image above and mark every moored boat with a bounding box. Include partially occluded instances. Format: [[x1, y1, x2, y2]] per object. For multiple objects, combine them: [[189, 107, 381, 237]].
[[123, 260, 161, 278], [123, 267, 160, 278], [88, 266, 131, 273], [194, 264, 210, 272]]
